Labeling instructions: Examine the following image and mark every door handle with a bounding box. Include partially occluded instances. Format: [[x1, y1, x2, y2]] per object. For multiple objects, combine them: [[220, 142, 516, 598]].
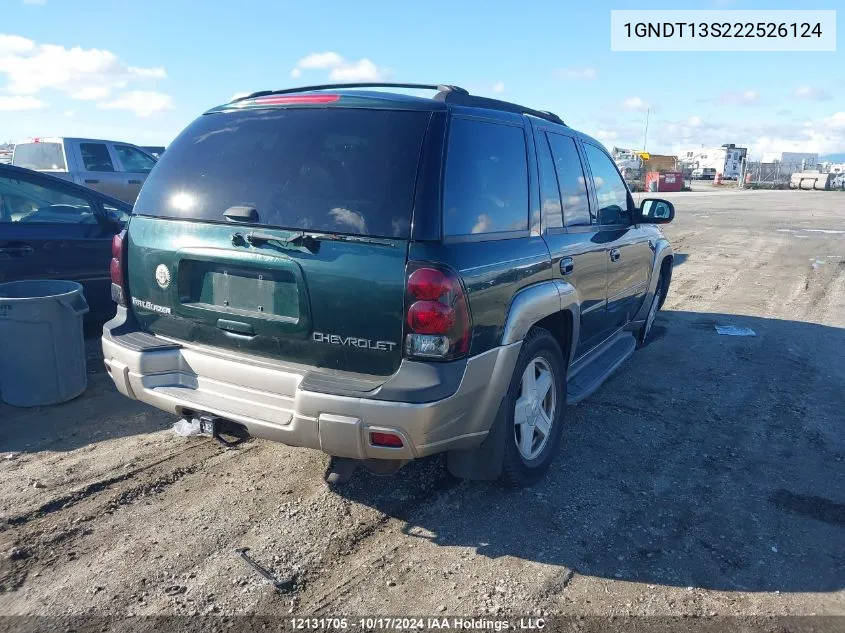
[[128, 179, 142, 185], [609, 248, 621, 262], [560, 257, 574, 275], [0, 244, 34, 256], [85, 179, 100, 184]]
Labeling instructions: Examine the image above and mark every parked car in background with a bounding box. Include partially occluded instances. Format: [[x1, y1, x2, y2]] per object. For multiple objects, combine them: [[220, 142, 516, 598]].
[[142, 146, 166, 159], [0, 164, 132, 320], [12, 137, 157, 204], [691, 167, 717, 180]]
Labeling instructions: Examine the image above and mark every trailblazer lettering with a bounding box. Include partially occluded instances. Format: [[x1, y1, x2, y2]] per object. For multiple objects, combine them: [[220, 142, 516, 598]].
[[312, 331, 397, 352], [131, 297, 172, 315]]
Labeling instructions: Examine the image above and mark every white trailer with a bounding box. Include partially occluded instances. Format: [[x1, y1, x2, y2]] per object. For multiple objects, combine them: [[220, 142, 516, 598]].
[[679, 144, 747, 179]]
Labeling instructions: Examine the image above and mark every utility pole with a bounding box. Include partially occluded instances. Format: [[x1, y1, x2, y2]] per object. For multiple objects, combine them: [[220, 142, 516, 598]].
[[642, 108, 650, 152]]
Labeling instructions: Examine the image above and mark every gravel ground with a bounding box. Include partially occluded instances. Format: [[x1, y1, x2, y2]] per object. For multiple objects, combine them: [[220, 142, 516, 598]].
[[0, 189, 843, 618]]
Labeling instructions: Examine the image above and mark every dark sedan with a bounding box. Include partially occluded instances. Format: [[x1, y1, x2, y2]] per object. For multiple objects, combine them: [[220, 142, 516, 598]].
[[0, 164, 132, 320]]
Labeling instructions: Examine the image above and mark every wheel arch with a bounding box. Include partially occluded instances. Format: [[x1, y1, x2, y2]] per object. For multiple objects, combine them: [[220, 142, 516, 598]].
[[500, 280, 579, 368]]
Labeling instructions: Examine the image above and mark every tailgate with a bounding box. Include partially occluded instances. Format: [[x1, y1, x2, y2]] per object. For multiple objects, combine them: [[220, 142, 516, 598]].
[[125, 105, 432, 377]]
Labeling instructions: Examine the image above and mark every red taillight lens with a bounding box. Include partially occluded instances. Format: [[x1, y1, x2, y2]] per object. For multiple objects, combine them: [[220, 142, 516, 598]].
[[252, 94, 340, 105], [370, 432, 404, 448], [111, 233, 123, 259], [407, 301, 455, 334], [109, 257, 123, 286], [110, 230, 128, 306], [407, 268, 450, 301], [404, 264, 471, 360]]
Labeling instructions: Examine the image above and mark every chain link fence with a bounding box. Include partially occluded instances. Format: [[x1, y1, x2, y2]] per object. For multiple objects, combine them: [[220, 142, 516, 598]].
[[739, 161, 792, 188]]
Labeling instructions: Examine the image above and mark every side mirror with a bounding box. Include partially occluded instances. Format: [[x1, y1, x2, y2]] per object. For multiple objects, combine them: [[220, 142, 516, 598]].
[[639, 198, 675, 224]]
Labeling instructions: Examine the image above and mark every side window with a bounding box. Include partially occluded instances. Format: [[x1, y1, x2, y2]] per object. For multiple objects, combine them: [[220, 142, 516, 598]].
[[0, 174, 97, 224], [80, 143, 115, 172], [546, 133, 592, 227], [536, 133, 563, 230], [103, 203, 130, 225], [115, 145, 156, 173], [583, 143, 631, 226], [443, 118, 528, 236]]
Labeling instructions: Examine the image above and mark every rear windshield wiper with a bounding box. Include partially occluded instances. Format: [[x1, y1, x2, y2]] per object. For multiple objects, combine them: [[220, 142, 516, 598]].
[[236, 230, 395, 252]]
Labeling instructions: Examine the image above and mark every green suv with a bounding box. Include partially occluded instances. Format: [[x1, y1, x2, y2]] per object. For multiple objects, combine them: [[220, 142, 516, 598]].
[[102, 83, 675, 486]]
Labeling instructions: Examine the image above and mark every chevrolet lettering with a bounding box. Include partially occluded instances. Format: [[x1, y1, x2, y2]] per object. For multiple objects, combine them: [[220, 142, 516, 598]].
[[102, 82, 675, 486], [313, 332, 397, 352]]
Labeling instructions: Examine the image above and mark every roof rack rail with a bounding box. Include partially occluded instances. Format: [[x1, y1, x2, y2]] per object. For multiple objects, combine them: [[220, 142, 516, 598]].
[[229, 82, 565, 126], [233, 83, 469, 103], [435, 92, 566, 126]]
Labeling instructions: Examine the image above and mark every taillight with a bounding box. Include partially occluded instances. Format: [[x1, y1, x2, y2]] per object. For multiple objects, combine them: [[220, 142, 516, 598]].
[[110, 229, 128, 306], [404, 263, 471, 360]]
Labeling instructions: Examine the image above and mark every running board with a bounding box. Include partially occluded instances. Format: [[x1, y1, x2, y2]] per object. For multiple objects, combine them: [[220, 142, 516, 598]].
[[566, 332, 637, 405]]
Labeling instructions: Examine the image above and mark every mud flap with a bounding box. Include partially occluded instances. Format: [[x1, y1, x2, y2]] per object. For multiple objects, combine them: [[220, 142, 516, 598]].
[[445, 396, 507, 481]]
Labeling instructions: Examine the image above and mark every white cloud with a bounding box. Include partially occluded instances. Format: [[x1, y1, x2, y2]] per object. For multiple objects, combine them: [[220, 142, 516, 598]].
[[329, 59, 383, 82], [291, 51, 388, 82], [64, 109, 75, 117], [0, 95, 46, 111], [0, 33, 168, 105], [98, 91, 173, 117], [297, 52, 346, 70], [0, 35, 35, 54], [716, 90, 760, 106], [687, 116, 702, 127], [555, 67, 598, 81], [491, 81, 505, 94], [791, 86, 832, 102], [622, 96, 649, 112], [595, 129, 619, 142]]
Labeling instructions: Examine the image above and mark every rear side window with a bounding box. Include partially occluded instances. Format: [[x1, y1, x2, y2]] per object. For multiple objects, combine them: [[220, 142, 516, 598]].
[[134, 108, 431, 238], [546, 133, 591, 227], [80, 143, 115, 172], [12, 142, 67, 171], [443, 118, 528, 236], [536, 133, 563, 230]]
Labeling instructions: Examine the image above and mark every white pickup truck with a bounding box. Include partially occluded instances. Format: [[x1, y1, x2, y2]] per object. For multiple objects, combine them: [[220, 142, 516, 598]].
[[12, 137, 157, 204]]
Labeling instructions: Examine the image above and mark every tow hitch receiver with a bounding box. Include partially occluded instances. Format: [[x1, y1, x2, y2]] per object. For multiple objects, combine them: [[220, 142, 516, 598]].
[[197, 415, 250, 448]]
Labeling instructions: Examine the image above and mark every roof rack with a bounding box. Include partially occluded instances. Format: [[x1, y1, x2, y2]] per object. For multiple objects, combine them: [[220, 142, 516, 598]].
[[435, 92, 565, 126], [231, 82, 565, 126], [233, 83, 469, 103]]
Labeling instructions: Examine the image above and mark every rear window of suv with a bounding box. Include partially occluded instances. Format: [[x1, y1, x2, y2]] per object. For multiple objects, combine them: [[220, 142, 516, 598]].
[[133, 108, 431, 238]]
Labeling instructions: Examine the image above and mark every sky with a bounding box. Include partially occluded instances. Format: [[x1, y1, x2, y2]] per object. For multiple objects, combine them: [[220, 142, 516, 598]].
[[1, 0, 843, 159]]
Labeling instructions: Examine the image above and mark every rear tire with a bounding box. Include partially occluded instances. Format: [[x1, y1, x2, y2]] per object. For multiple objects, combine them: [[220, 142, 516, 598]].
[[638, 270, 667, 347], [499, 327, 567, 488]]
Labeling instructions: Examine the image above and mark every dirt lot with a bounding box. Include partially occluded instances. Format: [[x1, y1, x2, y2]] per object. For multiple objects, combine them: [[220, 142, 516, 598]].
[[1, 189, 843, 618]]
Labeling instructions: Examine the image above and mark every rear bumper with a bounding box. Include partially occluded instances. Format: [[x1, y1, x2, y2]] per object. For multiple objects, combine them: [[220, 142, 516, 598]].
[[102, 317, 520, 461]]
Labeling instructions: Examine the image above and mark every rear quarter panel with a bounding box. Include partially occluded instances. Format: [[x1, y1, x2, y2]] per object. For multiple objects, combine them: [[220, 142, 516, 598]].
[[409, 238, 552, 355]]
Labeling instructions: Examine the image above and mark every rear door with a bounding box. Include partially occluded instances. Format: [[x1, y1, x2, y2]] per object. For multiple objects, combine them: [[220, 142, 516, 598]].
[[127, 105, 433, 377], [72, 141, 128, 201], [581, 142, 652, 330], [0, 167, 122, 315], [535, 126, 609, 356], [112, 144, 156, 202]]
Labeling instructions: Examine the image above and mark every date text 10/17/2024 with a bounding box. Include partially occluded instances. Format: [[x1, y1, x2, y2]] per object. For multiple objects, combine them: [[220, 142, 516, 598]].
[[289, 618, 547, 631]]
